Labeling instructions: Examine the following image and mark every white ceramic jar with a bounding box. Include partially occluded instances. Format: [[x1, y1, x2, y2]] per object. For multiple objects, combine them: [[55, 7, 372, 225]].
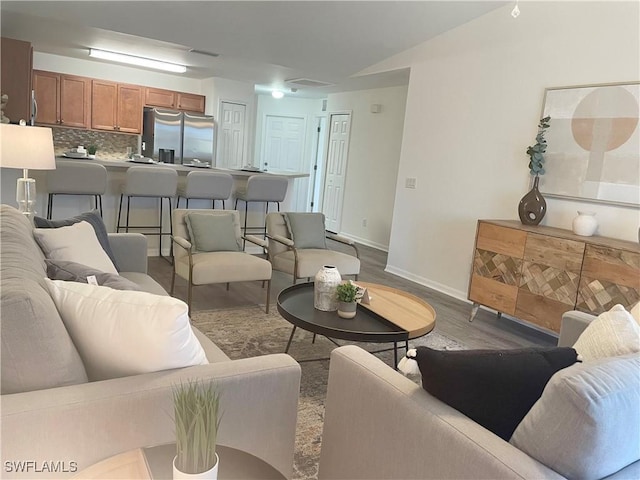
[[314, 265, 341, 311], [572, 211, 598, 236]]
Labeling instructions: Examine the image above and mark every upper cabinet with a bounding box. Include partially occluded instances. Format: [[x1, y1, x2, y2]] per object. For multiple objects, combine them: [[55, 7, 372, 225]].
[[177, 92, 205, 113], [145, 87, 205, 113], [1, 37, 33, 124], [33, 70, 91, 128], [144, 87, 176, 109], [92, 80, 142, 134]]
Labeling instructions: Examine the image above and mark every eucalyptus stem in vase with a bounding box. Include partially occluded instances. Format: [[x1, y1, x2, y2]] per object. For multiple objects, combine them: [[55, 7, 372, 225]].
[[518, 116, 550, 226]]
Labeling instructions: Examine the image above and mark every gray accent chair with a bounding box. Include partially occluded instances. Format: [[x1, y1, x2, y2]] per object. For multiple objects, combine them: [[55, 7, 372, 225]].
[[318, 311, 640, 479], [176, 171, 234, 209], [46, 160, 107, 219], [265, 212, 360, 284], [170, 209, 272, 313]]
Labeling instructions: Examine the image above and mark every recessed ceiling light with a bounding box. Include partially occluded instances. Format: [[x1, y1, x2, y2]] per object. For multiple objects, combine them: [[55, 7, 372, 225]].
[[89, 48, 186, 73], [271, 90, 285, 99]]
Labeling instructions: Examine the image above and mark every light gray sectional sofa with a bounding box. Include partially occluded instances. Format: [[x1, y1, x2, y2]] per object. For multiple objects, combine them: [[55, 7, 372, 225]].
[[319, 312, 640, 480], [0, 205, 301, 479]]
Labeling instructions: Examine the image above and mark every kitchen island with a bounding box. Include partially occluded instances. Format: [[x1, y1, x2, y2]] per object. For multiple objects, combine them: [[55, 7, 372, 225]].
[[1, 158, 310, 256]]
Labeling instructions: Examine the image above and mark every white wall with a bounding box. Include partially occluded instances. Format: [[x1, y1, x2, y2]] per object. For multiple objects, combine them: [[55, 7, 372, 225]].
[[371, 1, 640, 300], [326, 85, 408, 250]]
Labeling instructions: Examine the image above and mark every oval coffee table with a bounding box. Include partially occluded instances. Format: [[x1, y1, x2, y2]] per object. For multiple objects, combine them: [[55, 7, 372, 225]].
[[277, 281, 436, 367]]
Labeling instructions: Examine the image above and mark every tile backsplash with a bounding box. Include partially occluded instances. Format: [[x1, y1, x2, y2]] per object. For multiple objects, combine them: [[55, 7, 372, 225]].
[[52, 127, 139, 159]]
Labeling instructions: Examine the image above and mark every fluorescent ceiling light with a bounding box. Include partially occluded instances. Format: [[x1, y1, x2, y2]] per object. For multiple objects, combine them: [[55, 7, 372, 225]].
[[271, 90, 284, 99], [89, 48, 187, 73]]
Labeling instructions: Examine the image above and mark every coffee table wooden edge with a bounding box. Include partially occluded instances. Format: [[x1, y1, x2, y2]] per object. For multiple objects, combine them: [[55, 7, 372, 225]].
[[356, 282, 436, 339]]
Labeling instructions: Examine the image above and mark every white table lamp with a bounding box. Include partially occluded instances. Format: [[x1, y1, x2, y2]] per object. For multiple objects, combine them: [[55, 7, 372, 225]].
[[0, 123, 56, 217]]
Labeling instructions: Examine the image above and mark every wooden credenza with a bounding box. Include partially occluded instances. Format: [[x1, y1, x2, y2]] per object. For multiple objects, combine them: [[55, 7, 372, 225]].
[[468, 220, 640, 333]]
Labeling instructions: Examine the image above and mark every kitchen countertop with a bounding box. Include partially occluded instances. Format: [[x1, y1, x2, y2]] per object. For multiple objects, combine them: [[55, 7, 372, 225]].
[[55, 157, 310, 179]]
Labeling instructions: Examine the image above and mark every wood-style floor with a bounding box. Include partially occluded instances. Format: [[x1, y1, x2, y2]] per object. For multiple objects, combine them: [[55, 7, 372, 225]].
[[148, 240, 557, 350]]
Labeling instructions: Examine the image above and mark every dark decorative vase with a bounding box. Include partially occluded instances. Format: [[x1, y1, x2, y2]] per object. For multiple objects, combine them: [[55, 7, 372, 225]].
[[518, 176, 546, 225]]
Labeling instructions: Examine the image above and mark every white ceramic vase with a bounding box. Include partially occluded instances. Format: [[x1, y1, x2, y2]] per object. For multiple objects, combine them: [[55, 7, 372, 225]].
[[314, 265, 341, 311], [572, 211, 598, 237], [173, 454, 219, 480]]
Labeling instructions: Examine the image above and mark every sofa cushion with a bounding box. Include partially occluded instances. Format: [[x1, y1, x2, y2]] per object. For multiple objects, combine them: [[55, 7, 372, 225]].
[[572, 304, 640, 361], [34, 210, 119, 270], [34, 221, 118, 274], [510, 353, 640, 480], [1, 205, 88, 394], [45, 279, 208, 381], [185, 212, 241, 252], [46, 259, 141, 291], [1, 281, 89, 394], [284, 213, 327, 249], [414, 346, 578, 440]]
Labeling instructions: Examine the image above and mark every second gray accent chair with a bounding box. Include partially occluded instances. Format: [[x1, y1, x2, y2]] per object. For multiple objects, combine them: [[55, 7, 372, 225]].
[[265, 212, 360, 284]]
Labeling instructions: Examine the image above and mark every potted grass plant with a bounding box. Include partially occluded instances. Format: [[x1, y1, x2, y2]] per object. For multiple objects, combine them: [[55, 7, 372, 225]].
[[336, 281, 358, 319], [173, 380, 221, 479]]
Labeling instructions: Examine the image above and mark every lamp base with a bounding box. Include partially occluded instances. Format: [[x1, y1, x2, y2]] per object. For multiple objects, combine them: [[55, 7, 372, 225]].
[[16, 177, 37, 218]]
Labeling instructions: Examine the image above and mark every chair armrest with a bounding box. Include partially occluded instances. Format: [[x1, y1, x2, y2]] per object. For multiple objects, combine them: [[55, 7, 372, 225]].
[[2, 355, 301, 480], [319, 346, 562, 480], [171, 235, 192, 251], [558, 310, 596, 347], [244, 235, 268, 249], [326, 233, 360, 258], [107, 233, 148, 274], [267, 234, 294, 247]]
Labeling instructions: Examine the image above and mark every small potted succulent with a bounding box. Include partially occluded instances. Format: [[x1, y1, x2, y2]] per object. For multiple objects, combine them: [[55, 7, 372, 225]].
[[173, 380, 221, 479], [336, 281, 358, 319], [87, 145, 98, 159]]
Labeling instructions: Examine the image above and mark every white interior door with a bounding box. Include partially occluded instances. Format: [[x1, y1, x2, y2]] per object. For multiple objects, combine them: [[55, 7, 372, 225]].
[[261, 114, 308, 211], [218, 101, 246, 168], [322, 113, 351, 233]]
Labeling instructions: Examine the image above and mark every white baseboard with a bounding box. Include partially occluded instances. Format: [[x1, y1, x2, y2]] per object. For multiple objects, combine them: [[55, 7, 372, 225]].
[[384, 265, 469, 303], [336, 233, 388, 252]]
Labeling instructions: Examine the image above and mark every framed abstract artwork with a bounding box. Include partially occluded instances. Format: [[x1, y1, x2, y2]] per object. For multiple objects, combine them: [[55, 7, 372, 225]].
[[537, 82, 640, 207]]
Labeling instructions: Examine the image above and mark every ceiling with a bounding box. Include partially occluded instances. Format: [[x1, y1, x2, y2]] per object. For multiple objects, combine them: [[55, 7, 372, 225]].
[[1, 1, 506, 98]]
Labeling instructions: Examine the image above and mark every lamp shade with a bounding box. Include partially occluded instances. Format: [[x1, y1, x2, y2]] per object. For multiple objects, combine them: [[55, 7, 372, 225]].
[[0, 124, 56, 170]]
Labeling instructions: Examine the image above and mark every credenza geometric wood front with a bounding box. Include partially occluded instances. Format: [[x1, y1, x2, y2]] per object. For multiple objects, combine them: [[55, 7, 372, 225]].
[[468, 220, 640, 333]]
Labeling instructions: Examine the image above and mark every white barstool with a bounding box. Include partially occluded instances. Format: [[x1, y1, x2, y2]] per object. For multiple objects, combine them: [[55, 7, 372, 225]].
[[234, 175, 288, 248], [46, 160, 107, 219], [116, 166, 178, 261], [176, 171, 233, 209]]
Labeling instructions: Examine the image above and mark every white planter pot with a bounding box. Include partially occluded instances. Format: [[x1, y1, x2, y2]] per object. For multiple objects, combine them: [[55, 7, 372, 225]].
[[173, 453, 219, 480], [314, 265, 341, 311], [337, 301, 357, 319], [572, 211, 598, 236]]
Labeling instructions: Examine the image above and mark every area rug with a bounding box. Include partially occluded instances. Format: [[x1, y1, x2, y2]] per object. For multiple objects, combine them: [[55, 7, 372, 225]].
[[192, 306, 465, 480]]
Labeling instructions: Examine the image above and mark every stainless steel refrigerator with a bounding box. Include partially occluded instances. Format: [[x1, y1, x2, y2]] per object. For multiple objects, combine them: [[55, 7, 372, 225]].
[[141, 107, 215, 164]]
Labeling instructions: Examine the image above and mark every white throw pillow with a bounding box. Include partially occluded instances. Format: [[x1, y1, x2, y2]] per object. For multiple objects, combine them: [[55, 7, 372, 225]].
[[572, 304, 640, 361], [34, 221, 118, 274], [45, 279, 208, 381]]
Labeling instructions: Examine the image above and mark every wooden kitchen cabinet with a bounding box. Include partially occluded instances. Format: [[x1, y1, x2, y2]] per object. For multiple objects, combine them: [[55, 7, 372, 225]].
[[145, 87, 205, 113], [32, 70, 91, 128], [177, 92, 205, 113], [1, 37, 33, 124], [468, 220, 640, 333], [91, 80, 142, 133], [144, 87, 176, 109]]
